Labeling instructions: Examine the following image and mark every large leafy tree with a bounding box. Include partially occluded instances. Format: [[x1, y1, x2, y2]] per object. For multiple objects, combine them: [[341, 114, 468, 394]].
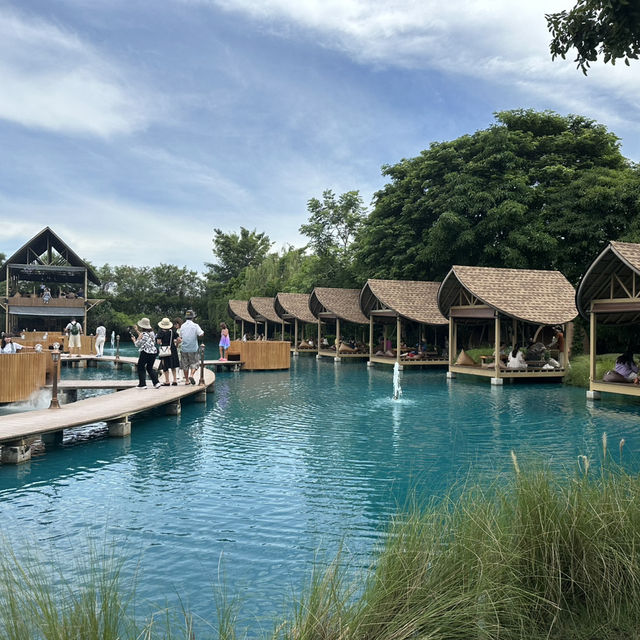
[[299, 189, 366, 288], [207, 228, 272, 284], [354, 109, 640, 284], [547, 0, 640, 74]]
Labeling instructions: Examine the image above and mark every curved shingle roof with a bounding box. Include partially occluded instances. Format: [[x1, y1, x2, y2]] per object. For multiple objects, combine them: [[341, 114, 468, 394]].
[[248, 297, 283, 324], [309, 287, 368, 324], [576, 241, 640, 324], [274, 293, 316, 323], [227, 300, 254, 324], [438, 265, 577, 325], [360, 279, 447, 325]]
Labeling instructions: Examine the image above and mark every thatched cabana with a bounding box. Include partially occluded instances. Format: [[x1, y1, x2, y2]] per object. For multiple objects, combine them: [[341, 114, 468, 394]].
[[227, 300, 256, 339], [248, 297, 287, 340], [576, 241, 640, 399], [274, 293, 318, 354], [309, 287, 369, 360], [438, 266, 577, 384], [1, 227, 104, 334], [360, 279, 448, 368]]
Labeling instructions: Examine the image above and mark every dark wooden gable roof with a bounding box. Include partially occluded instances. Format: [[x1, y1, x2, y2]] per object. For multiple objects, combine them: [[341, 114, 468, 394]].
[[2, 227, 100, 285]]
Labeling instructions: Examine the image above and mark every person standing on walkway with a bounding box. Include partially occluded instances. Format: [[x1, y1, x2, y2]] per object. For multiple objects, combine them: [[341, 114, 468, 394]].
[[131, 317, 161, 389], [157, 317, 180, 386], [179, 310, 204, 385], [95, 324, 106, 357], [65, 318, 83, 356], [219, 322, 230, 361]]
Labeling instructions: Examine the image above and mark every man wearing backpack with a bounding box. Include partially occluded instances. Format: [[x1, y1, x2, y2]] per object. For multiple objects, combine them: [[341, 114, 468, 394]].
[[65, 318, 83, 356]]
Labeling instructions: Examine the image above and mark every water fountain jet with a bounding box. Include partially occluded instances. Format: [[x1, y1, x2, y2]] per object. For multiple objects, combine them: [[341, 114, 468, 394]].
[[392, 362, 402, 400]]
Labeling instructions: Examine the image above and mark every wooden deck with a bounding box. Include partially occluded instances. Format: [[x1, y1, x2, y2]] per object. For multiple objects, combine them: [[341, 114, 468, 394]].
[[591, 380, 640, 398], [0, 368, 215, 445], [449, 364, 566, 379], [369, 356, 449, 368], [317, 349, 369, 359], [204, 359, 244, 372], [46, 380, 140, 390]]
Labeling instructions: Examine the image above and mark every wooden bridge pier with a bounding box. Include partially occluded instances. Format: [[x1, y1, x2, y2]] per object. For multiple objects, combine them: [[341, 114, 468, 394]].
[[166, 400, 181, 415], [108, 418, 131, 437], [1, 440, 32, 464]]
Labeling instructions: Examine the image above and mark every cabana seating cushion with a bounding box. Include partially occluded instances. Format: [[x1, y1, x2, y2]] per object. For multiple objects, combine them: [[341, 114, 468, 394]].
[[455, 350, 476, 366], [338, 343, 358, 354], [602, 370, 630, 383]]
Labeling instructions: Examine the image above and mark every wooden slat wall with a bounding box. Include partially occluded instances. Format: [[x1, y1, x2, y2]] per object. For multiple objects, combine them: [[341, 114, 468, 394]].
[[228, 341, 290, 370], [0, 353, 48, 403], [14, 333, 95, 354], [8, 296, 85, 309]]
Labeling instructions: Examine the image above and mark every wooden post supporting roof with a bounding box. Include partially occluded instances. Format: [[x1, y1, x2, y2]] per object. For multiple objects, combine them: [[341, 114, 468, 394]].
[[369, 316, 373, 361], [336, 317, 341, 359], [494, 314, 501, 379], [589, 310, 597, 384]]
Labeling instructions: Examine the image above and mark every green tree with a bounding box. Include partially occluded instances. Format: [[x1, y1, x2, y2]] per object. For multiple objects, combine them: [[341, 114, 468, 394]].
[[354, 109, 640, 284], [547, 0, 640, 74], [87, 263, 207, 334], [207, 228, 272, 284], [299, 189, 366, 288]]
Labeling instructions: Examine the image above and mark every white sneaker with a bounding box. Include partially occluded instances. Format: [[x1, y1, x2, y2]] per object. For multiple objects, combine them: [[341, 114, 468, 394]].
[[154, 383, 162, 389]]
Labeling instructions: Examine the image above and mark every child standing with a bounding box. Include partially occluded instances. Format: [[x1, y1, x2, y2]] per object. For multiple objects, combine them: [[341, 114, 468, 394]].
[[219, 322, 230, 361]]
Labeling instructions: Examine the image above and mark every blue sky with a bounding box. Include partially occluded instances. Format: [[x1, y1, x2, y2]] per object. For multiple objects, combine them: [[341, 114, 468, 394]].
[[1, 0, 639, 271]]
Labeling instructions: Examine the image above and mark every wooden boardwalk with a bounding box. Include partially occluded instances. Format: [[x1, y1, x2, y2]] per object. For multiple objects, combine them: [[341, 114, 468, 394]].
[[0, 369, 214, 444], [46, 380, 139, 390]]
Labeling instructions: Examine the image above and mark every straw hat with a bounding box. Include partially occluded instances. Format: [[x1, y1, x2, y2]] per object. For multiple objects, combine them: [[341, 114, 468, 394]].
[[137, 317, 152, 330], [158, 317, 172, 329]]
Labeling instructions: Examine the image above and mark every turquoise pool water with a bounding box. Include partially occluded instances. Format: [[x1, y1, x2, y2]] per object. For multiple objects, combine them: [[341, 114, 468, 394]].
[[0, 354, 639, 635]]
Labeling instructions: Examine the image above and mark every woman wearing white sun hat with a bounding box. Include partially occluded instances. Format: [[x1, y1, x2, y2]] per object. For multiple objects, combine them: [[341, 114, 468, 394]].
[[131, 317, 161, 389]]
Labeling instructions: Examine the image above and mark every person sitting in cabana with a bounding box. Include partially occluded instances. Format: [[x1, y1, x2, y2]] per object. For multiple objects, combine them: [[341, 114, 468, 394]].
[[507, 344, 527, 369], [614, 351, 639, 384]]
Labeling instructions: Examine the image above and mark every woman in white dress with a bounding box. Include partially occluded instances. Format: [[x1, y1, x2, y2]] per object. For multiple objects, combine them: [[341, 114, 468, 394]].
[[507, 343, 527, 369]]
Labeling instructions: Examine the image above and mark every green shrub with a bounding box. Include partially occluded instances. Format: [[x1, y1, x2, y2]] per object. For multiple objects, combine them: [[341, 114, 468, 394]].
[[564, 353, 618, 388]]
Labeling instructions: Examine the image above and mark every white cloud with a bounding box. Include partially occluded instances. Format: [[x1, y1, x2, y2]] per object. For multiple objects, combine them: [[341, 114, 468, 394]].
[[197, 0, 640, 131], [0, 196, 215, 269], [0, 5, 152, 137]]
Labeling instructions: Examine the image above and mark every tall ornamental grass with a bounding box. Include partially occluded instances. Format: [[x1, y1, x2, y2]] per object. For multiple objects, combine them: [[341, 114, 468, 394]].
[[2, 438, 640, 639], [275, 440, 640, 640]]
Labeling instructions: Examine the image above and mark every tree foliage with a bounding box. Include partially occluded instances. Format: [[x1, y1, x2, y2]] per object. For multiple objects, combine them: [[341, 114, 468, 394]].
[[88, 263, 205, 333], [207, 228, 272, 284], [547, 0, 640, 73], [298, 189, 366, 288], [354, 109, 640, 285]]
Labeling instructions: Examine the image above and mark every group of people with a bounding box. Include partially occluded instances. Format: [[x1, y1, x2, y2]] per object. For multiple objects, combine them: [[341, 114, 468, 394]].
[[131, 310, 205, 389], [505, 327, 566, 370]]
